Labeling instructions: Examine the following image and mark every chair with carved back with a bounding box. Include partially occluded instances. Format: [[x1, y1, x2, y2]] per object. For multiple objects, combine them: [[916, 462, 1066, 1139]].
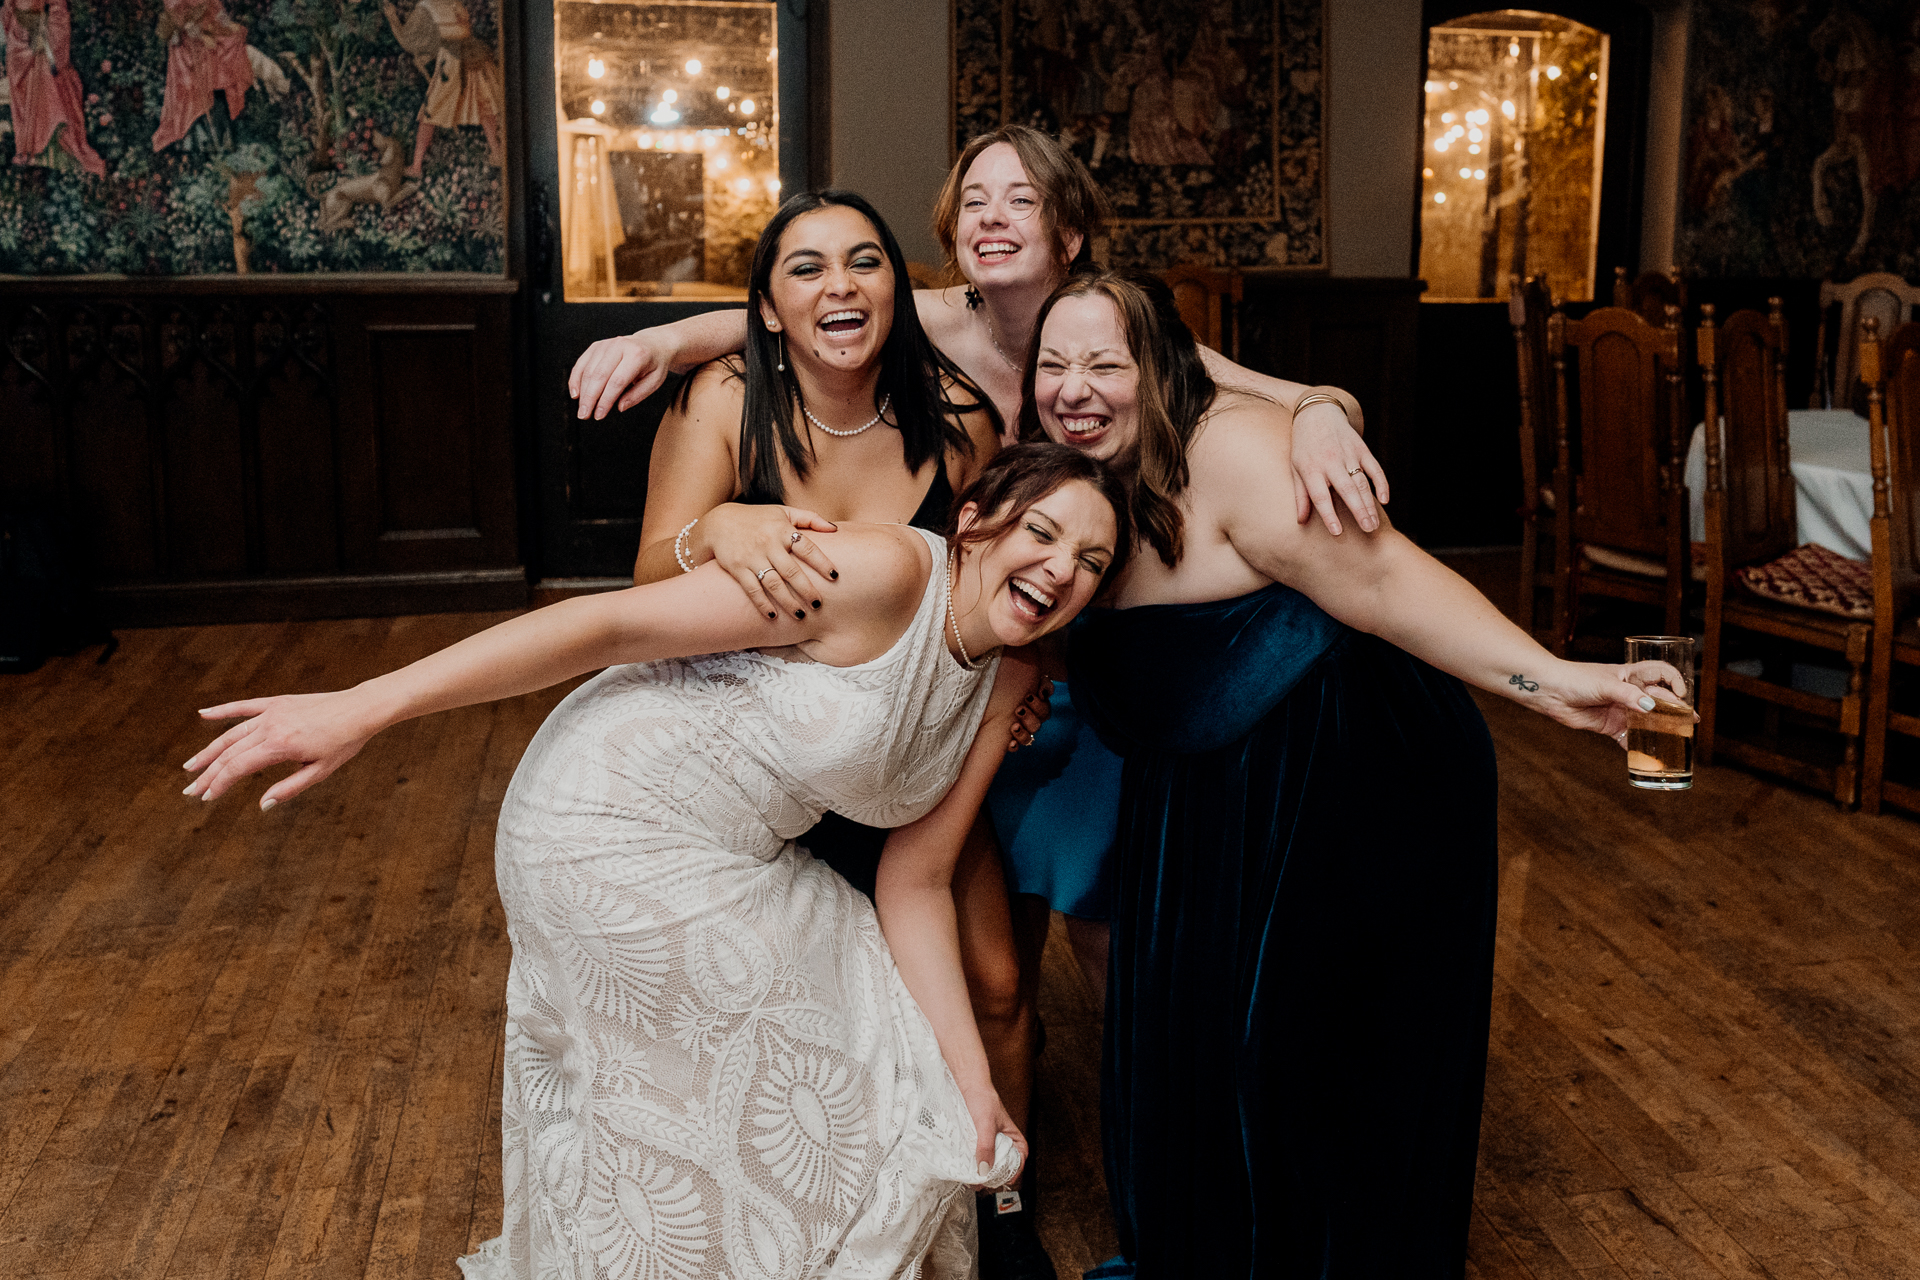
[[1860, 320, 1920, 813], [1813, 272, 1920, 410], [1509, 273, 1557, 634], [1159, 265, 1242, 359], [1547, 303, 1691, 655], [1613, 266, 1687, 328], [1697, 301, 1873, 807]]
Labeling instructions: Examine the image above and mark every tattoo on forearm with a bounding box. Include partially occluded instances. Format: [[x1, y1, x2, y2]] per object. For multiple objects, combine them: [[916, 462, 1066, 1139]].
[[1508, 674, 1540, 693]]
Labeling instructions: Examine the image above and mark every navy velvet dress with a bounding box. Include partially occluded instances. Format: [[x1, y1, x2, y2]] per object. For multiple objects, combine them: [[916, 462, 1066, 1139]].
[[1069, 583, 1499, 1279]]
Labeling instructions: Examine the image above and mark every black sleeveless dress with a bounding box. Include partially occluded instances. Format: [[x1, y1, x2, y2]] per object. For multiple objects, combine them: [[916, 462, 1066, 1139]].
[[742, 462, 955, 897]]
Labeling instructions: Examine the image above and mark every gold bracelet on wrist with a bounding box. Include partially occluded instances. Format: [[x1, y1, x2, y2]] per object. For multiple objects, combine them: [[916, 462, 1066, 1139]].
[[1292, 392, 1348, 420]]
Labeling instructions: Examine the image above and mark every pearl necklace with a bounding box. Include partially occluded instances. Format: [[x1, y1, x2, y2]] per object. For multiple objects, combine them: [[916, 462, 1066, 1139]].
[[802, 394, 891, 438], [946, 550, 991, 669]]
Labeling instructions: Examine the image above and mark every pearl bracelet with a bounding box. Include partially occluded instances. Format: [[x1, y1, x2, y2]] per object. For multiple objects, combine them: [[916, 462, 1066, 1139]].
[[673, 518, 699, 573]]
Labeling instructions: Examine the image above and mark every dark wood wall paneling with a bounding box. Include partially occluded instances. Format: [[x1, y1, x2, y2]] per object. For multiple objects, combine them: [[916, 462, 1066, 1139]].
[[0, 276, 523, 627], [1236, 276, 1429, 535]]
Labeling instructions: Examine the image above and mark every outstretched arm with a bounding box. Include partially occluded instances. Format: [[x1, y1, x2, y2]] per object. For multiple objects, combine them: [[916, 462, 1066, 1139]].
[[1203, 408, 1684, 733], [1198, 346, 1388, 536], [183, 531, 926, 807], [571, 309, 751, 420], [875, 648, 1041, 1183]]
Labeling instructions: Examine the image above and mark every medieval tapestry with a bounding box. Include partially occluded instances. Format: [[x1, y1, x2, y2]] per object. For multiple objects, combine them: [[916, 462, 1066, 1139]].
[[1677, 0, 1920, 278], [0, 0, 505, 274], [953, 0, 1326, 269]]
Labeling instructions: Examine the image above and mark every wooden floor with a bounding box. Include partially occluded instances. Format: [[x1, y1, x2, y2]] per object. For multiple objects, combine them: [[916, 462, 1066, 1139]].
[[8, 561, 1920, 1278]]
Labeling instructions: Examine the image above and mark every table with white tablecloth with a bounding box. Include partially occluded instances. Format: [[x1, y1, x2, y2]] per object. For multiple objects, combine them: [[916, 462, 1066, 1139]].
[[1684, 409, 1874, 561]]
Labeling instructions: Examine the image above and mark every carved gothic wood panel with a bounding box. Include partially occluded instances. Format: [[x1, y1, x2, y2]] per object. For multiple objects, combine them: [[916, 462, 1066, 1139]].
[[0, 280, 522, 625]]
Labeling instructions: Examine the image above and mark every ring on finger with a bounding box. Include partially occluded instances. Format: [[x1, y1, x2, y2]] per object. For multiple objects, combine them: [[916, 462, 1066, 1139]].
[[788, 531, 803, 544], [1346, 465, 1365, 477], [755, 567, 776, 582]]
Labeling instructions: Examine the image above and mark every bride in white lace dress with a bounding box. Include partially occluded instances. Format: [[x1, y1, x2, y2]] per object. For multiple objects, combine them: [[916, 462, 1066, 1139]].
[[181, 444, 1131, 1280]]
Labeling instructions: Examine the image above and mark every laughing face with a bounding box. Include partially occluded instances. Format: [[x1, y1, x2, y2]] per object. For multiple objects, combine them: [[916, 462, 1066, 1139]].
[[1032, 293, 1143, 469], [956, 479, 1119, 654], [758, 204, 896, 375], [957, 142, 1083, 293]]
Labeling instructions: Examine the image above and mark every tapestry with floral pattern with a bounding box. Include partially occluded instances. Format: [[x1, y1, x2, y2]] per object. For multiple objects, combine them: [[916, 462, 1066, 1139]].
[[953, 0, 1325, 270], [0, 0, 504, 274]]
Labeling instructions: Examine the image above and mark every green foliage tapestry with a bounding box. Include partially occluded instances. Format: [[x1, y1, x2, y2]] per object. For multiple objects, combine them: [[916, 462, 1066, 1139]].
[[0, 0, 504, 274]]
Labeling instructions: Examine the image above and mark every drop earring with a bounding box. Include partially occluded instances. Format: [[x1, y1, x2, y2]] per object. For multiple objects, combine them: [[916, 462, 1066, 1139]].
[[777, 333, 786, 373], [964, 285, 982, 310]]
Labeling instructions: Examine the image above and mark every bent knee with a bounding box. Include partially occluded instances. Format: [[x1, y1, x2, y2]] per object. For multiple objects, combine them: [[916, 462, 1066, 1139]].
[[964, 951, 1027, 1024]]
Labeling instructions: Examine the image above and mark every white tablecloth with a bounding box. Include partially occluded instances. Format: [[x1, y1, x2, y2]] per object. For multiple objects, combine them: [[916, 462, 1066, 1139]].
[[1685, 409, 1873, 561]]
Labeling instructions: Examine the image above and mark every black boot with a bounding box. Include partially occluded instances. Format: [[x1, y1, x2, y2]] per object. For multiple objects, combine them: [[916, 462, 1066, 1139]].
[[977, 1180, 1054, 1280]]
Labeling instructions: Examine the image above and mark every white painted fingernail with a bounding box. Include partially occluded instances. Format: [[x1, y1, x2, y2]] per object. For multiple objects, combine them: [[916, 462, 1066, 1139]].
[[978, 1160, 991, 1177], [182, 784, 196, 796], [1639, 696, 1656, 711], [182, 759, 195, 770], [260, 798, 277, 812]]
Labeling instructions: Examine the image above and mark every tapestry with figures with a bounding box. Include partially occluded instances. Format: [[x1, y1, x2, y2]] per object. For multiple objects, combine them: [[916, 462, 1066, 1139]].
[[0, 0, 504, 274], [1678, 0, 1920, 278], [953, 0, 1326, 270]]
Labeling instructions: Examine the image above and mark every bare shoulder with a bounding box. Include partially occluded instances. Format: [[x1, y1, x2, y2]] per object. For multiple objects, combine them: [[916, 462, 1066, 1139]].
[[1190, 391, 1290, 484], [683, 356, 747, 403], [916, 286, 971, 341]]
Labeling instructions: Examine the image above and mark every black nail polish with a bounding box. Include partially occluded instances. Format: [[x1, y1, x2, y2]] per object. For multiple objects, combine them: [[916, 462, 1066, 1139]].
[[830, 570, 839, 580], [811, 600, 822, 609], [768, 611, 778, 619], [795, 610, 807, 620]]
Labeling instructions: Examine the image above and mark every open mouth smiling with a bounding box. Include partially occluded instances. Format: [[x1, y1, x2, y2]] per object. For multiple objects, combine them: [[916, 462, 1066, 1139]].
[[818, 309, 868, 336], [974, 239, 1021, 264], [1008, 575, 1057, 622], [1055, 414, 1109, 443]]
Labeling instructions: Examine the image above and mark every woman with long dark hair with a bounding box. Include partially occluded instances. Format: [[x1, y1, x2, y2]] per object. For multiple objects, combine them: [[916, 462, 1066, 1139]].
[[624, 190, 1066, 1272], [180, 444, 1132, 1280], [1022, 270, 1686, 1277]]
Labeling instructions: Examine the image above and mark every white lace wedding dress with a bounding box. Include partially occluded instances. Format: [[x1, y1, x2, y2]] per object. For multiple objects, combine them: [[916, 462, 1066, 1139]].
[[458, 527, 1019, 1280]]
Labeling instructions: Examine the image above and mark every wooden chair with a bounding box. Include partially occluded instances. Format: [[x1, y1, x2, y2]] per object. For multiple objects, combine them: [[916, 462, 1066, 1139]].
[[1697, 302, 1872, 807], [1548, 303, 1691, 655], [1159, 265, 1242, 359], [1509, 273, 1557, 633], [1861, 319, 1920, 813], [1613, 266, 1687, 328], [1813, 272, 1920, 409]]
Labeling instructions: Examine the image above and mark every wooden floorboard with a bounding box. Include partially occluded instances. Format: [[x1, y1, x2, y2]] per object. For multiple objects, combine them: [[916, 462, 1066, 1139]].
[[5, 559, 1920, 1277]]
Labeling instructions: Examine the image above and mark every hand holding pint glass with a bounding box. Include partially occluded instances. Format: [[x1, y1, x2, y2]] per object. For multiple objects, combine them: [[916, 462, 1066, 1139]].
[[1623, 636, 1696, 790]]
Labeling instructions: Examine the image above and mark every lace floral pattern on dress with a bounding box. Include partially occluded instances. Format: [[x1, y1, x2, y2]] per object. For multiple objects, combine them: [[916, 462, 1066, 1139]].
[[462, 527, 1021, 1279]]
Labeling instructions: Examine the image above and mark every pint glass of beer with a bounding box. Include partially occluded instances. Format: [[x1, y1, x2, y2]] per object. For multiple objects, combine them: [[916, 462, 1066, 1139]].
[[1624, 636, 1695, 790]]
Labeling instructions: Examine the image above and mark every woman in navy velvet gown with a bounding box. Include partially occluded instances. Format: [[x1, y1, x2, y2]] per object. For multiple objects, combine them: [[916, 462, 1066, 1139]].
[[1020, 271, 1687, 1279]]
